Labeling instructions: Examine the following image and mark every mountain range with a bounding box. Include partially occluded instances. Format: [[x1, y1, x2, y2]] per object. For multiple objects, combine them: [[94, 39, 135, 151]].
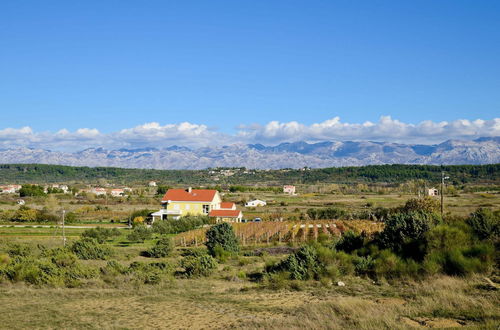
[[0, 137, 499, 170]]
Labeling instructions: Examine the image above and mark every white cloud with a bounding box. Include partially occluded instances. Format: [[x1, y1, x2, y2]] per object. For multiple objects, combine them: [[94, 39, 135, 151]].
[[238, 116, 500, 144], [0, 116, 498, 151]]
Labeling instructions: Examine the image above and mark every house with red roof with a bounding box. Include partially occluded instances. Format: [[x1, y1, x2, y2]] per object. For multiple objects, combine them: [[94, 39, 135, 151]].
[[151, 187, 243, 222]]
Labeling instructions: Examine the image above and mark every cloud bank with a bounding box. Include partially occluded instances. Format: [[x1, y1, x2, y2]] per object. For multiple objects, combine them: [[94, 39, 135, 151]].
[[0, 116, 498, 151]]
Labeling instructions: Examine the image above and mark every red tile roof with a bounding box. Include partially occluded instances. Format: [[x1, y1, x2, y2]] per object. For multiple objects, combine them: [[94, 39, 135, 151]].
[[209, 210, 242, 217], [219, 202, 235, 209], [162, 189, 218, 202]]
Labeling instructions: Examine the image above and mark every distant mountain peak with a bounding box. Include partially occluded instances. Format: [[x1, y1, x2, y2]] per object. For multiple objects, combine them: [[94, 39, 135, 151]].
[[0, 137, 498, 170]]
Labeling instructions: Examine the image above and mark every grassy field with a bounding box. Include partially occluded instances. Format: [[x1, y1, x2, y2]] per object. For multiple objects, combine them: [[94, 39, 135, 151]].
[[0, 270, 498, 328], [0, 223, 499, 329], [0, 186, 499, 329]]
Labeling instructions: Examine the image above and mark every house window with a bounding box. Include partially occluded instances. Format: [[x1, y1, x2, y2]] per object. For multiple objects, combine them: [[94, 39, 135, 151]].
[[185, 204, 190, 210], [203, 204, 210, 214], [174, 204, 180, 210]]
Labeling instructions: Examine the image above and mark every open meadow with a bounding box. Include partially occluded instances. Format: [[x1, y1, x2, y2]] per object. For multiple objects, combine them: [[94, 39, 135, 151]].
[[0, 166, 499, 329]]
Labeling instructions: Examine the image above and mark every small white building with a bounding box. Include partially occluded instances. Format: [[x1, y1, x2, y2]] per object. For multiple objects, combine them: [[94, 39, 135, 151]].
[[44, 184, 70, 194], [110, 189, 125, 197], [0, 184, 22, 194], [428, 188, 439, 196], [245, 199, 267, 207], [283, 185, 296, 195], [148, 181, 157, 187]]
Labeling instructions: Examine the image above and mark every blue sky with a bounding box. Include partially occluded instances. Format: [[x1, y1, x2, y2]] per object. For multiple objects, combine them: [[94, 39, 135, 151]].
[[0, 1, 499, 149]]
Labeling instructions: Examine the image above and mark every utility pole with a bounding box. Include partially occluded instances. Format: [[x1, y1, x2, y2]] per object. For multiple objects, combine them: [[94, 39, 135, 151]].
[[440, 171, 450, 218], [62, 209, 66, 247]]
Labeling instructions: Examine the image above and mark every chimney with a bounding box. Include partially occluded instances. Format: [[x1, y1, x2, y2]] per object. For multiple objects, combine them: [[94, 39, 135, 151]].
[[187, 187, 192, 193]]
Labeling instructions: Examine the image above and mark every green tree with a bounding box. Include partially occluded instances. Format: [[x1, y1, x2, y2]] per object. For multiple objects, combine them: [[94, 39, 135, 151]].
[[19, 184, 45, 197], [466, 208, 500, 241], [146, 237, 174, 258], [156, 185, 170, 196], [378, 211, 437, 260], [205, 223, 239, 256], [13, 206, 38, 222], [401, 197, 440, 214]]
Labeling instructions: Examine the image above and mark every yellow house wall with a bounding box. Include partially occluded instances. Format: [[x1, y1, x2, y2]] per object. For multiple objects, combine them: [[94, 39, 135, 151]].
[[167, 200, 219, 216], [163, 191, 223, 217]]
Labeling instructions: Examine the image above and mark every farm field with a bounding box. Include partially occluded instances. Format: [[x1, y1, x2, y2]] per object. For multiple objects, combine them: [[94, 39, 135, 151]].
[[0, 174, 498, 329], [174, 220, 384, 247]]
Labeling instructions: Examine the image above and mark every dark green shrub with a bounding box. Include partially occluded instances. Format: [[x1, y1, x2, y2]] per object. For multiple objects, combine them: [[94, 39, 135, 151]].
[[82, 227, 121, 243], [426, 225, 469, 252], [354, 255, 375, 276], [401, 197, 440, 214], [7, 244, 33, 257], [127, 225, 152, 243], [378, 211, 437, 260], [153, 216, 209, 235], [1, 251, 98, 287], [307, 207, 347, 220], [152, 221, 172, 235], [101, 260, 128, 277], [268, 245, 322, 280], [71, 238, 110, 260], [205, 223, 239, 256], [146, 237, 174, 258], [466, 208, 500, 241], [180, 254, 217, 278], [127, 261, 171, 284], [45, 248, 78, 267], [19, 184, 45, 197], [335, 231, 366, 253]]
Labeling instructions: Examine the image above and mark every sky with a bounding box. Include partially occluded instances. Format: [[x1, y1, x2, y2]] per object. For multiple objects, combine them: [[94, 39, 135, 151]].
[[0, 0, 499, 150]]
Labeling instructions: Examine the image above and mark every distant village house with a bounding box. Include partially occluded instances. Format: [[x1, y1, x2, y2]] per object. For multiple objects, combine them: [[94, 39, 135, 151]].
[[0, 184, 22, 194], [245, 199, 267, 207], [427, 188, 439, 196], [283, 185, 296, 195], [111, 189, 125, 197]]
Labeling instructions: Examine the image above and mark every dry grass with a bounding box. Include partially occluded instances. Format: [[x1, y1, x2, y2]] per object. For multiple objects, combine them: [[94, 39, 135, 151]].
[[0, 276, 498, 329]]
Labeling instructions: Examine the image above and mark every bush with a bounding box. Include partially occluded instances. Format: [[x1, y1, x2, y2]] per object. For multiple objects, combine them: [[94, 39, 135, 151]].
[[130, 209, 155, 224], [426, 225, 469, 252], [378, 211, 437, 260], [146, 237, 174, 258], [424, 242, 495, 276], [466, 208, 500, 241], [19, 184, 45, 197], [81, 227, 121, 244], [205, 223, 239, 256], [307, 207, 347, 220], [401, 197, 440, 214], [12, 206, 39, 222], [152, 216, 209, 235], [128, 261, 171, 284], [127, 225, 152, 243], [335, 231, 366, 253], [71, 238, 111, 260], [267, 245, 322, 280], [373, 250, 407, 279], [7, 244, 33, 257], [180, 254, 217, 278], [1, 247, 98, 287]]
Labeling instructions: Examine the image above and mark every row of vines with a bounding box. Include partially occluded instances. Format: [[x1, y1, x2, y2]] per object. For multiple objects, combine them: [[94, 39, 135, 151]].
[[173, 220, 384, 247]]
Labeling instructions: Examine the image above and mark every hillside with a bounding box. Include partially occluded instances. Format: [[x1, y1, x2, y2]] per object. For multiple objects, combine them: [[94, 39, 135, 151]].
[[0, 163, 498, 185]]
